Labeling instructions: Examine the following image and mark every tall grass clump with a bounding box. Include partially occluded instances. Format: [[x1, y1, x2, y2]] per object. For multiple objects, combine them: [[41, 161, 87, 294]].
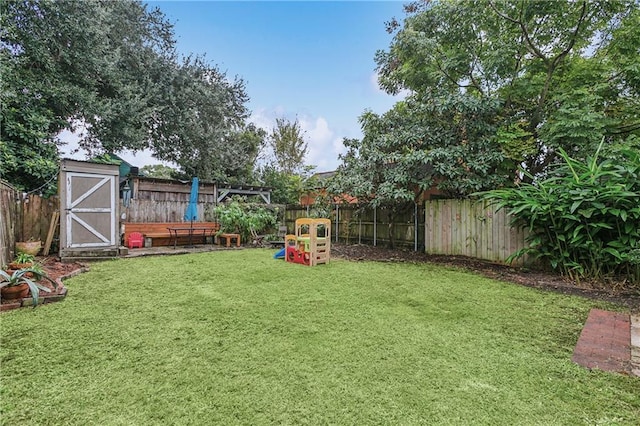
[[480, 142, 640, 287]]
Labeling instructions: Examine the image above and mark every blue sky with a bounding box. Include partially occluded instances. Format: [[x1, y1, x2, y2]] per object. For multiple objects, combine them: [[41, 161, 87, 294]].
[[64, 1, 407, 172]]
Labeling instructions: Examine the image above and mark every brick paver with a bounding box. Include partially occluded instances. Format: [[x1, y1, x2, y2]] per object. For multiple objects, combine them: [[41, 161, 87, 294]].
[[572, 308, 632, 374], [631, 314, 640, 376]]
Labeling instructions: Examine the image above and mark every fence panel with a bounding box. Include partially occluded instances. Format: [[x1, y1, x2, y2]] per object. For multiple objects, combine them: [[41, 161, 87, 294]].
[[0, 186, 59, 263], [424, 199, 528, 265], [284, 204, 424, 250], [127, 199, 191, 223], [0, 180, 17, 264], [16, 194, 59, 243]]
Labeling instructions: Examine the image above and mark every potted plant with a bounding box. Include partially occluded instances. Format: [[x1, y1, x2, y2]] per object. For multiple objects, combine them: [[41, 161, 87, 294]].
[[15, 239, 42, 256], [7, 253, 36, 271], [0, 267, 57, 307]]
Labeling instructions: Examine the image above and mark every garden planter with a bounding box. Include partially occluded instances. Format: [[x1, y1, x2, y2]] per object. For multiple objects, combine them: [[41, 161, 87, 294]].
[[1, 283, 30, 300], [16, 241, 42, 256], [8, 262, 33, 270]]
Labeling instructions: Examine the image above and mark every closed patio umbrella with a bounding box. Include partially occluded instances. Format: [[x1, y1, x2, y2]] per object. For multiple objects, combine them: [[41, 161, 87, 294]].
[[184, 177, 199, 227]]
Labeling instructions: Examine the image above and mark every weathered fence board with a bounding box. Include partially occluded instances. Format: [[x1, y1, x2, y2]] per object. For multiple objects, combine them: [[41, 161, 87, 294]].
[[285, 204, 425, 250], [285, 200, 528, 265], [424, 199, 528, 265], [0, 183, 59, 263], [0, 180, 17, 264], [16, 193, 59, 243], [124, 199, 216, 223]]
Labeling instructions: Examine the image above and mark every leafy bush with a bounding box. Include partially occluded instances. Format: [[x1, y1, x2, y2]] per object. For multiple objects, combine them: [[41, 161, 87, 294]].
[[212, 198, 277, 243], [480, 142, 640, 286]]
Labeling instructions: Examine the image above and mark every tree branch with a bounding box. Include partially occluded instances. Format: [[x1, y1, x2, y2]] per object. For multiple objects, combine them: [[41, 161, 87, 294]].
[[488, 0, 549, 63], [551, 0, 588, 68]]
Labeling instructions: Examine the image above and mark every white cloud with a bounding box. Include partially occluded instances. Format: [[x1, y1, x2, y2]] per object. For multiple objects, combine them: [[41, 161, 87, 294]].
[[370, 71, 412, 100], [300, 116, 334, 172], [57, 129, 172, 168], [370, 71, 386, 94], [250, 109, 348, 172]]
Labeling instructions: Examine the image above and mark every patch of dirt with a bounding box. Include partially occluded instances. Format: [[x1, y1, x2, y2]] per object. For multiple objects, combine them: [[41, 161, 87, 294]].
[[331, 243, 640, 312], [37, 257, 86, 283]]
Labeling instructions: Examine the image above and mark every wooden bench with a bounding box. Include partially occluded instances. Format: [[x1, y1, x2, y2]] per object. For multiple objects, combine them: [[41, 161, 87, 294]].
[[218, 233, 241, 247], [124, 222, 220, 248]]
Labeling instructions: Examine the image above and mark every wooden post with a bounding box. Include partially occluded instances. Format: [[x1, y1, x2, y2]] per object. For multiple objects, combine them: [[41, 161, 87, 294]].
[[42, 211, 60, 256], [334, 204, 339, 243], [373, 207, 377, 246], [414, 201, 418, 252]]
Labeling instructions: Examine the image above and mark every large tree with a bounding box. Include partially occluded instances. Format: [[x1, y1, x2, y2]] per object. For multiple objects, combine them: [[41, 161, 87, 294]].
[[333, 94, 511, 202], [1, 0, 256, 193], [269, 117, 308, 175], [1, 0, 175, 194], [142, 55, 251, 182], [375, 0, 639, 180]]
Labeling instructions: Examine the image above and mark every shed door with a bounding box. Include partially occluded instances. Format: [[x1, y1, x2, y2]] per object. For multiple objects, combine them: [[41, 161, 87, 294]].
[[65, 172, 117, 248]]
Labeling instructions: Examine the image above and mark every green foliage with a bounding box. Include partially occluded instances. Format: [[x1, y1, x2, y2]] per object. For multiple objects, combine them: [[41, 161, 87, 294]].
[[479, 142, 640, 286], [13, 253, 35, 265], [255, 164, 315, 205], [0, 0, 175, 193], [147, 56, 251, 182], [212, 198, 277, 242], [1, 0, 256, 193], [223, 123, 267, 184], [0, 267, 55, 307], [91, 154, 122, 165], [375, 0, 639, 179], [269, 117, 308, 174], [331, 94, 510, 208], [139, 164, 178, 179]]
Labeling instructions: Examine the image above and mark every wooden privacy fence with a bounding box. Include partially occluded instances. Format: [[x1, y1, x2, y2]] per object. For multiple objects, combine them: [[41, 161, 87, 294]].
[[285, 199, 529, 265], [285, 204, 425, 250], [16, 194, 59, 244], [124, 199, 285, 224], [424, 199, 529, 265], [1, 180, 17, 264], [0, 181, 59, 264], [124, 199, 214, 223]]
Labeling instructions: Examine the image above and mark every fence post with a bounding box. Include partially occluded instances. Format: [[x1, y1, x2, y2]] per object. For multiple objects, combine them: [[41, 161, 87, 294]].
[[334, 204, 339, 242], [414, 201, 418, 252], [373, 207, 377, 246]]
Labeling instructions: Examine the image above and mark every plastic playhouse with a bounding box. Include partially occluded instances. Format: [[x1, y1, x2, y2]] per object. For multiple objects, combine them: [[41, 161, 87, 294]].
[[283, 218, 331, 266]]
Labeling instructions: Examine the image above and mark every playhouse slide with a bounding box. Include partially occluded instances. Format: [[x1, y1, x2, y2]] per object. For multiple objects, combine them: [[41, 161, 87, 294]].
[[273, 248, 286, 259]]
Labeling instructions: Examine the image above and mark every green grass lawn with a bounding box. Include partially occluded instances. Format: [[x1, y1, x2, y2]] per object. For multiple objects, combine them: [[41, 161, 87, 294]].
[[1, 250, 638, 425]]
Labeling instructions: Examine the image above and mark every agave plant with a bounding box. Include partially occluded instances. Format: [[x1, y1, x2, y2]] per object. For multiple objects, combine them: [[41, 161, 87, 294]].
[[0, 268, 57, 307]]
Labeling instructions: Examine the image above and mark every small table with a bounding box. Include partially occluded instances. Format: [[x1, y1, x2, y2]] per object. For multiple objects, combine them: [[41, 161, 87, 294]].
[[167, 227, 214, 249], [218, 233, 241, 247]]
